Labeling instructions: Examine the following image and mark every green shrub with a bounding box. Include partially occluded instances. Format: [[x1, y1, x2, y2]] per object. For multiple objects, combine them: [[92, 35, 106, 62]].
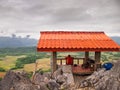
[[27, 72, 33, 79], [14, 55, 42, 69], [0, 67, 6, 72], [43, 69, 51, 72], [36, 69, 44, 75], [0, 77, 2, 81]]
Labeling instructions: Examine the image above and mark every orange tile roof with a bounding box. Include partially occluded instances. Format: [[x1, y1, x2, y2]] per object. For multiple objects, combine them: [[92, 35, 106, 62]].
[[37, 31, 120, 52]]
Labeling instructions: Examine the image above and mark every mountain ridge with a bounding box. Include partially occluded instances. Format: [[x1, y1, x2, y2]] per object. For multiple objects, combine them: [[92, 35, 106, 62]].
[[0, 36, 37, 48], [0, 36, 119, 48]]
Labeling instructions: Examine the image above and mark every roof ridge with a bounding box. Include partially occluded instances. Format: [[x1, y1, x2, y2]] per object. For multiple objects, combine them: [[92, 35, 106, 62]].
[[40, 31, 104, 33]]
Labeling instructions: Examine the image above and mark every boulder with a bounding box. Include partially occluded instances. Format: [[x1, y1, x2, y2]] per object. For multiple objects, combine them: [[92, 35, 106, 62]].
[[0, 66, 76, 90], [61, 65, 75, 86], [43, 72, 52, 80], [56, 75, 67, 85], [37, 82, 49, 90], [32, 73, 45, 84], [61, 65, 72, 73], [12, 82, 38, 90], [52, 68, 62, 79], [63, 73, 75, 86], [80, 60, 120, 90], [32, 72, 52, 85], [0, 70, 36, 90], [60, 82, 69, 90], [47, 80, 60, 90]]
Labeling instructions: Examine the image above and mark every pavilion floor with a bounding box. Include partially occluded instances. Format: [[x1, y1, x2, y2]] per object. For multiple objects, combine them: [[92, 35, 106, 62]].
[[72, 65, 94, 75]]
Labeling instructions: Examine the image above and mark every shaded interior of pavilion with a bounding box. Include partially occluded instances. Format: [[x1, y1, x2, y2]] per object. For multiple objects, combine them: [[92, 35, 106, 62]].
[[51, 51, 101, 75]]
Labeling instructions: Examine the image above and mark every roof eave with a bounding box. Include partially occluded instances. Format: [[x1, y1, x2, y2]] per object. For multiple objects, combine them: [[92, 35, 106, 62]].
[[37, 48, 120, 52]]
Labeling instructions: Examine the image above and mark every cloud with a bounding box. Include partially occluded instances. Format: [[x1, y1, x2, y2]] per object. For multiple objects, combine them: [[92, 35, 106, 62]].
[[0, 0, 120, 37]]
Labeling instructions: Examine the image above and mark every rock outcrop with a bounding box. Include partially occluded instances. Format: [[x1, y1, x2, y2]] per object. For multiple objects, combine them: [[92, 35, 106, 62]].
[[80, 60, 120, 90], [0, 70, 38, 90], [0, 65, 75, 90], [1, 60, 120, 90]]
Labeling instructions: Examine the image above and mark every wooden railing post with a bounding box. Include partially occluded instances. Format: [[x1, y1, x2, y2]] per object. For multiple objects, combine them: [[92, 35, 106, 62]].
[[77, 59, 79, 64], [60, 59, 62, 65], [56, 57, 85, 65]]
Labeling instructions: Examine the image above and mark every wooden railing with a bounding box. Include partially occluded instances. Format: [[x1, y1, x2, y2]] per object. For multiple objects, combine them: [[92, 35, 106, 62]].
[[56, 57, 85, 65]]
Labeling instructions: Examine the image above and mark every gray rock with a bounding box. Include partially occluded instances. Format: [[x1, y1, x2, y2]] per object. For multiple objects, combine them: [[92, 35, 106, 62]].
[[32, 72, 52, 85], [0, 70, 36, 90], [63, 73, 75, 86], [38, 82, 49, 90], [43, 72, 52, 80], [13, 82, 38, 90], [60, 82, 69, 90], [62, 65, 72, 73], [56, 75, 67, 84], [32, 73, 45, 84], [47, 80, 60, 90], [80, 60, 120, 90], [52, 68, 62, 79]]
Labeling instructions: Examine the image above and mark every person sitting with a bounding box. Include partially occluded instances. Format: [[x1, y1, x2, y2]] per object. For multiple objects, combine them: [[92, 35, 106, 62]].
[[82, 58, 95, 68], [65, 55, 74, 65], [81, 62, 89, 68], [87, 58, 95, 64]]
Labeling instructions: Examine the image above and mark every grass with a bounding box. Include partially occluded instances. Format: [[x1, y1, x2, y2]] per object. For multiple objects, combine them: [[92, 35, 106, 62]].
[[0, 55, 25, 70], [0, 57, 51, 77], [0, 52, 120, 78], [23, 57, 84, 72], [24, 58, 50, 72]]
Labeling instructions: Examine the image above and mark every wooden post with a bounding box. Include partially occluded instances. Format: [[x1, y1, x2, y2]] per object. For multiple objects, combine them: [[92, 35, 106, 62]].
[[95, 51, 101, 70], [84, 52, 89, 64], [95, 52, 101, 63], [51, 52, 57, 73]]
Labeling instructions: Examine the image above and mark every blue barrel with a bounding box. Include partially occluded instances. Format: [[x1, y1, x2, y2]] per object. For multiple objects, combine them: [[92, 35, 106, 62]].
[[103, 62, 113, 70]]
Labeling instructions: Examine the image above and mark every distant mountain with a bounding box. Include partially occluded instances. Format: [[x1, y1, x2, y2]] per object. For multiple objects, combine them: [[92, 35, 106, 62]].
[[0, 36, 37, 48], [0, 36, 119, 48], [111, 36, 120, 45]]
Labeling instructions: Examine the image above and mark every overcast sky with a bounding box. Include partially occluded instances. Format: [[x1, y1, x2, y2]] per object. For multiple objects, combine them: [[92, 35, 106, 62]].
[[0, 0, 120, 39]]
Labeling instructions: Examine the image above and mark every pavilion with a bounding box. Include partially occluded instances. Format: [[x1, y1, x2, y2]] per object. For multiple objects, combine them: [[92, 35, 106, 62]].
[[37, 31, 120, 74]]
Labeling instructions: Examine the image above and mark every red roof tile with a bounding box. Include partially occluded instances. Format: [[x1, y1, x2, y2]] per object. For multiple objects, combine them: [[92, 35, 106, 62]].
[[37, 31, 120, 52]]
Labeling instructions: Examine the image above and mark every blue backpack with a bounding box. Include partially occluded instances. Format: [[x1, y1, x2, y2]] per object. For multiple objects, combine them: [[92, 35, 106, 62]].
[[103, 62, 113, 70]]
